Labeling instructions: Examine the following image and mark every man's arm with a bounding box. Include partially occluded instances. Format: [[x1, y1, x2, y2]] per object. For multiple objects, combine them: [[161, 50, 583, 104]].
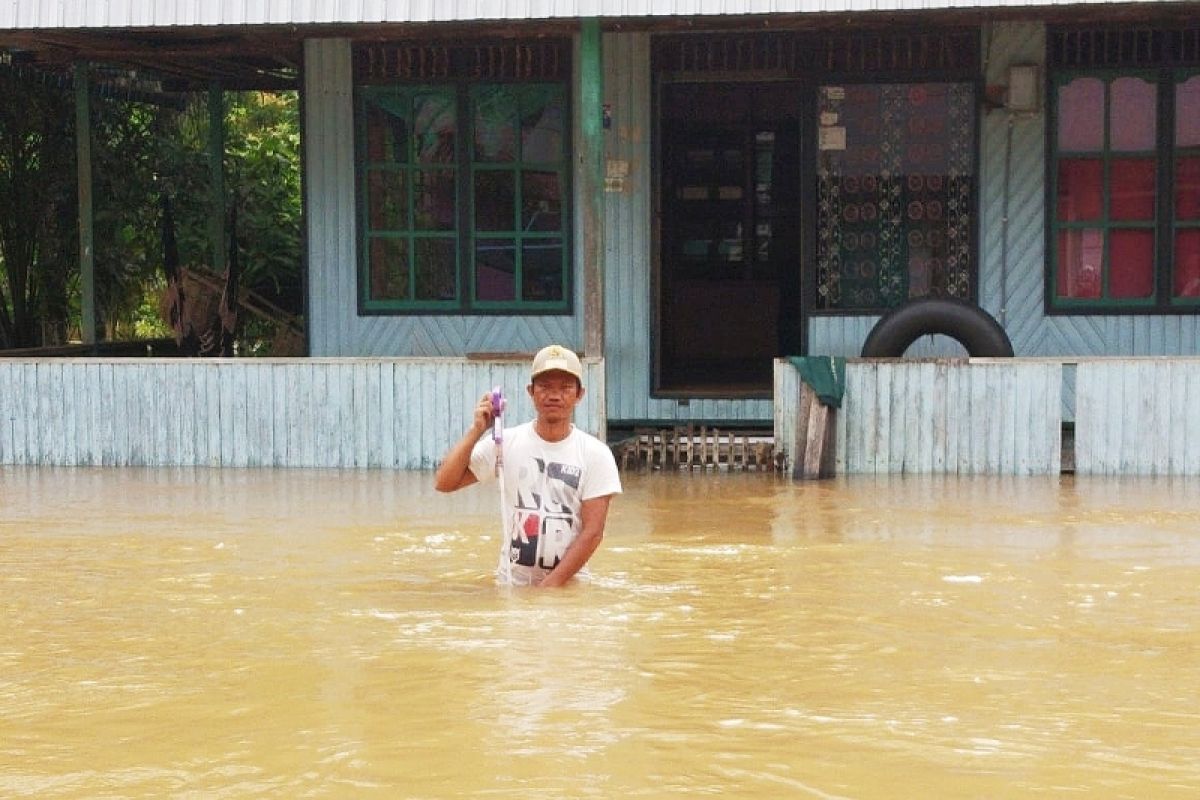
[[434, 394, 492, 492], [539, 493, 614, 588]]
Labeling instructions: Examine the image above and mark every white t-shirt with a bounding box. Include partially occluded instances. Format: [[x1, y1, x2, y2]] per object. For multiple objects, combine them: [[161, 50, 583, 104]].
[[469, 422, 622, 586]]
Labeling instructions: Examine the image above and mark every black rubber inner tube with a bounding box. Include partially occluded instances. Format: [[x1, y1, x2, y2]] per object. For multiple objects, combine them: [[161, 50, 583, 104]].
[[860, 297, 1014, 358]]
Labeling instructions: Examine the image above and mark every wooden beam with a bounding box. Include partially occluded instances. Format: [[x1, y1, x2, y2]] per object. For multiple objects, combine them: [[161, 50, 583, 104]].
[[75, 62, 95, 345]]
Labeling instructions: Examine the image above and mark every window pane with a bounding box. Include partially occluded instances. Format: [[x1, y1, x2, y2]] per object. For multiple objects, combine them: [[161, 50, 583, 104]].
[[1109, 158, 1156, 220], [1056, 228, 1103, 298], [474, 87, 517, 162], [414, 93, 456, 164], [413, 238, 457, 301], [521, 171, 561, 231], [365, 97, 409, 162], [475, 170, 515, 231], [413, 170, 455, 230], [1173, 229, 1200, 298], [368, 237, 408, 300], [1178, 157, 1200, 221], [522, 240, 564, 302], [1177, 75, 1200, 148], [1108, 229, 1155, 298], [1057, 159, 1104, 221], [356, 75, 570, 313], [1109, 77, 1156, 151], [520, 89, 565, 163], [475, 239, 516, 301], [366, 170, 407, 230], [1058, 77, 1104, 151]]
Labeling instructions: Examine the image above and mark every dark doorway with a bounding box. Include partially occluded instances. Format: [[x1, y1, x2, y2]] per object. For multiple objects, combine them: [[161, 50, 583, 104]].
[[657, 82, 802, 395]]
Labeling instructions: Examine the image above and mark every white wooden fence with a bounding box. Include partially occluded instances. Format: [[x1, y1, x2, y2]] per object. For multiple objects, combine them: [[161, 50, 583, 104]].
[[777, 357, 1200, 476], [7, 356, 1200, 475], [0, 357, 606, 469], [1074, 359, 1200, 475], [775, 358, 1063, 476]]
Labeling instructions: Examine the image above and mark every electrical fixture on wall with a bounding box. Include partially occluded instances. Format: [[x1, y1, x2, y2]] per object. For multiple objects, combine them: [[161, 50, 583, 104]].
[[1006, 64, 1040, 113]]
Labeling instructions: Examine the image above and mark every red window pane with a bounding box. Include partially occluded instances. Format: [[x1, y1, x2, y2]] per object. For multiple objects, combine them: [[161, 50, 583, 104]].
[[1109, 158, 1156, 220], [1057, 159, 1103, 221], [1058, 78, 1104, 151], [1109, 77, 1156, 151], [1178, 157, 1200, 221], [1175, 229, 1200, 298], [1178, 76, 1200, 148], [1108, 229, 1155, 298], [1057, 229, 1103, 298]]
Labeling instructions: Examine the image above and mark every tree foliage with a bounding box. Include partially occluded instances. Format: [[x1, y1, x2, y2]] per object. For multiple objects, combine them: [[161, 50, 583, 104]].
[[0, 67, 301, 351], [0, 68, 76, 348]]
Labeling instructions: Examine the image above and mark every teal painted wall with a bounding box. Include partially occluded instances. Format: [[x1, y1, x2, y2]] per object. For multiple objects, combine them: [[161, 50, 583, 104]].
[[811, 21, 1200, 359], [304, 24, 1200, 424]]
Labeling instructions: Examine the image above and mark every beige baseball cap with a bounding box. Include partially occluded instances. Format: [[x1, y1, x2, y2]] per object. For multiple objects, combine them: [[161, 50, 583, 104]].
[[531, 344, 583, 382]]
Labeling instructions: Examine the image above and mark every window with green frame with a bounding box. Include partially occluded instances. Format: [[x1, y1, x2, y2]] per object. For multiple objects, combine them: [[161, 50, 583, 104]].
[[357, 82, 570, 313], [1050, 67, 1200, 310]]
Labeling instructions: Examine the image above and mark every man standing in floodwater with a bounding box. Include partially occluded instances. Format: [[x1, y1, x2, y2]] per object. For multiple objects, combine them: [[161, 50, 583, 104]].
[[434, 345, 622, 587]]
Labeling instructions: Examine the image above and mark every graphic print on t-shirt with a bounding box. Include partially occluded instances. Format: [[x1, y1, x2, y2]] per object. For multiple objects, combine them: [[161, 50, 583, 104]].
[[510, 456, 579, 569]]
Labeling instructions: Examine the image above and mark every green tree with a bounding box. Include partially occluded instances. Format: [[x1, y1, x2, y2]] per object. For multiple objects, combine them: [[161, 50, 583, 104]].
[[0, 67, 76, 349], [0, 67, 301, 352], [155, 91, 302, 351]]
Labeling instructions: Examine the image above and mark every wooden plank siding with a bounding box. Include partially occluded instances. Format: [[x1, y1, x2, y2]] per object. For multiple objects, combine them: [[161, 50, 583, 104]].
[[0, 358, 606, 470], [1075, 360, 1200, 476], [774, 358, 1062, 475]]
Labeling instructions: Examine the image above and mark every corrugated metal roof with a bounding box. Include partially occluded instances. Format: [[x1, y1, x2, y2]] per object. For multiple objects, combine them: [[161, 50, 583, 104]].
[[0, 0, 1187, 29]]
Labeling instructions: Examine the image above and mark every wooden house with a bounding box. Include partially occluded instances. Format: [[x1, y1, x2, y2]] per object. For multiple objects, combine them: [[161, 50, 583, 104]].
[[1, 1, 1199, 474]]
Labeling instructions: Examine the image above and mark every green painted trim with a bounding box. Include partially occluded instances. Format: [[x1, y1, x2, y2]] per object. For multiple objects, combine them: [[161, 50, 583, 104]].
[[579, 19, 604, 355], [74, 63, 95, 345], [356, 80, 571, 313]]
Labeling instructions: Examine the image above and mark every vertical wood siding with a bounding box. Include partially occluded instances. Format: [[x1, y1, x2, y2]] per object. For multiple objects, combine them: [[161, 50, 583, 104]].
[[0, 359, 605, 469], [774, 358, 1062, 475], [1075, 360, 1200, 475]]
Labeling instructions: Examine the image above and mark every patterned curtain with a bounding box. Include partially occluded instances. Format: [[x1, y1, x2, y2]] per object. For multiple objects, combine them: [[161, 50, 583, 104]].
[[816, 82, 975, 310]]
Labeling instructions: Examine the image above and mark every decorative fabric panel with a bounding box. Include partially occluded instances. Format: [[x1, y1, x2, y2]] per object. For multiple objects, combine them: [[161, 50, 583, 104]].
[[815, 82, 974, 310]]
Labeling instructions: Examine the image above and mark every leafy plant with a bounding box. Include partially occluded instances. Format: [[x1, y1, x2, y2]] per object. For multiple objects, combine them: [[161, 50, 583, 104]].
[[0, 68, 302, 352]]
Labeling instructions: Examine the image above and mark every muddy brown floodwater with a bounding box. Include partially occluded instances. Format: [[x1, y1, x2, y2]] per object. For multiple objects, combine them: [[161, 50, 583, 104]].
[[2, 466, 1199, 798]]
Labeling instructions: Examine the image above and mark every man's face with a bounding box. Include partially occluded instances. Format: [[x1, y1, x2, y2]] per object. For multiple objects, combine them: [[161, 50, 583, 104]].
[[529, 371, 584, 423]]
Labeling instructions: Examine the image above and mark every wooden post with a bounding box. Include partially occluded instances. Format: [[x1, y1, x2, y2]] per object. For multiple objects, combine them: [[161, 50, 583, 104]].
[[579, 19, 605, 358], [792, 382, 838, 479], [75, 63, 96, 345], [208, 83, 226, 275]]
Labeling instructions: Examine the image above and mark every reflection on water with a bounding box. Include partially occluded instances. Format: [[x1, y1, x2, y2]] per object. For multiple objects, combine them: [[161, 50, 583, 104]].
[[2, 467, 1199, 798]]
